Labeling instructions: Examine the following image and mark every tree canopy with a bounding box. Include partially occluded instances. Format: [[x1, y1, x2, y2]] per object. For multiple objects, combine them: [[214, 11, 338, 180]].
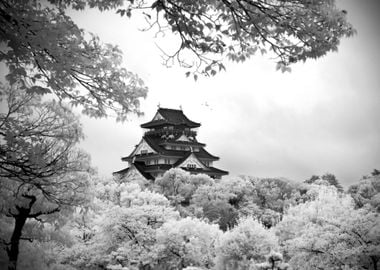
[[276, 186, 380, 270], [215, 217, 278, 269], [1, 0, 355, 119], [0, 0, 147, 121], [304, 173, 343, 192], [121, 0, 355, 76], [1, 166, 379, 270], [0, 85, 92, 270], [348, 174, 380, 212]]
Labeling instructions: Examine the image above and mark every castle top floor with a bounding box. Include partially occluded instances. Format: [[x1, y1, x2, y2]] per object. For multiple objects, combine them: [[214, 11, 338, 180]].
[[140, 108, 201, 131]]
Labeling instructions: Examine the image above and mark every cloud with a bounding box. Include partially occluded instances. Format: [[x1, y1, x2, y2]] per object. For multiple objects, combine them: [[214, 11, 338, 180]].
[[73, 0, 380, 186]]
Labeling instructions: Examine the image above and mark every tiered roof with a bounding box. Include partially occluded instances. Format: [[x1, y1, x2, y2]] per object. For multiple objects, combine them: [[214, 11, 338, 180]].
[[115, 107, 228, 180]]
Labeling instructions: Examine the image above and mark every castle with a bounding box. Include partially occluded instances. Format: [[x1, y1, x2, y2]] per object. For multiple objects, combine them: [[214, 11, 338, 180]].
[[114, 107, 228, 180]]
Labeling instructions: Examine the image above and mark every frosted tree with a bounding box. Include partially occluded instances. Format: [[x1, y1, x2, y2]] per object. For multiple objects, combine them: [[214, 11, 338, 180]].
[[304, 173, 344, 192], [190, 177, 253, 230], [155, 168, 214, 208], [215, 217, 279, 270], [276, 185, 380, 270], [348, 174, 380, 212], [155, 217, 222, 269], [0, 86, 91, 270], [190, 176, 297, 230], [238, 177, 297, 228], [63, 182, 180, 270]]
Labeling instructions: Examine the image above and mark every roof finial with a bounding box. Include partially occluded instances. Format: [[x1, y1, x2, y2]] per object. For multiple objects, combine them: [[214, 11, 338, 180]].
[[157, 103, 161, 108], [179, 105, 183, 111]]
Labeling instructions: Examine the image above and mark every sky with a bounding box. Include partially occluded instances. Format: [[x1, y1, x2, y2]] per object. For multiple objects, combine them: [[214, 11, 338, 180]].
[[69, 0, 380, 186]]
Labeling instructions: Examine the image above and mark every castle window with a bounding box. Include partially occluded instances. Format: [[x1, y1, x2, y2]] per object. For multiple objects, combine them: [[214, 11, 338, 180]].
[[141, 149, 147, 155], [187, 163, 196, 169]]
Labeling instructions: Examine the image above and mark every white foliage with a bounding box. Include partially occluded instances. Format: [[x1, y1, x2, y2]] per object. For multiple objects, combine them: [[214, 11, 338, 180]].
[[276, 185, 380, 270], [215, 217, 279, 270], [155, 217, 222, 269]]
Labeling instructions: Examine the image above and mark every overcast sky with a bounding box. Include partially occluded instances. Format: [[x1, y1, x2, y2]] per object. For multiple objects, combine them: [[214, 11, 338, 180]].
[[71, 0, 380, 186]]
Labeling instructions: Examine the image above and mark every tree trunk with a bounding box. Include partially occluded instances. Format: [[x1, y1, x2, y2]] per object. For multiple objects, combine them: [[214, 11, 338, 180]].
[[7, 213, 28, 270], [7, 195, 36, 270], [371, 256, 378, 270]]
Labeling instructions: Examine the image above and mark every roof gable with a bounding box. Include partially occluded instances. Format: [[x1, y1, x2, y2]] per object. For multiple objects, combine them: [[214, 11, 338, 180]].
[[152, 112, 164, 121], [176, 153, 207, 169], [124, 165, 146, 180], [176, 134, 191, 142], [131, 139, 157, 156]]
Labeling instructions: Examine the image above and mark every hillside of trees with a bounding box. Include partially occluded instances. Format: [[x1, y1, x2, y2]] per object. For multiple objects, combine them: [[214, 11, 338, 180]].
[[1, 93, 379, 270], [0, 89, 379, 270]]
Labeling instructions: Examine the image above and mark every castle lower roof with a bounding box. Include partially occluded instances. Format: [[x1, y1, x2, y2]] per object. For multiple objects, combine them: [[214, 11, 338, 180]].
[[113, 161, 154, 180], [122, 135, 219, 161], [114, 162, 228, 179], [181, 166, 229, 176]]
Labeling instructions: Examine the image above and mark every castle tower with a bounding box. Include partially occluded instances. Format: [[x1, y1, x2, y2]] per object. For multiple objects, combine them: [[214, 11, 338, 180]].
[[114, 108, 228, 180]]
